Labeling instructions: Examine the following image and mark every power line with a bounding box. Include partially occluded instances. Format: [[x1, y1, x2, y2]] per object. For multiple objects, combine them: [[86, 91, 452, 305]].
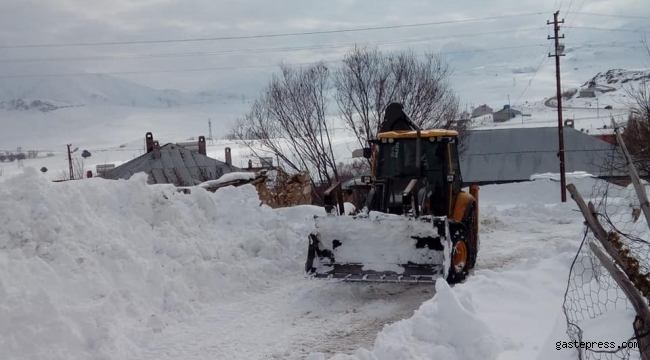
[[0, 45, 549, 79], [563, 0, 587, 38], [563, 0, 577, 22], [512, 43, 553, 108], [0, 12, 547, 49], [0, 39, 636, 80], [572, 12, 650, 20], [0, 27, 546, 64], [567, 26, 650, 32]]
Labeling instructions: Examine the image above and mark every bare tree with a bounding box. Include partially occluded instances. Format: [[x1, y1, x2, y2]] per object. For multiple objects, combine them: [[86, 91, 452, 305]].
[[333, 46, 464, 156], [232, 62, 340, 196], [620, 34, 650, 175], [622, 77, 650, 176], [55, 157, 87, 181]]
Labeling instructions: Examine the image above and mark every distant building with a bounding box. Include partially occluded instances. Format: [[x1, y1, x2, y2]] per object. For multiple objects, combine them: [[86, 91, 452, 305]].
[[458, 110, 471, 120], [492, 105, 521, 122], [579, 84, 616, 98], [471, 104, 493, 118], [101, 132, 240, 186], [579, 87, 597, 98], [95, 163, 115, 177], [459, 126, 627, 185]]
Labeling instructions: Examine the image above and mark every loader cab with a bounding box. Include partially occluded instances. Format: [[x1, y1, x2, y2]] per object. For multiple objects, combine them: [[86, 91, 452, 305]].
[[363, 130, 463, 216]]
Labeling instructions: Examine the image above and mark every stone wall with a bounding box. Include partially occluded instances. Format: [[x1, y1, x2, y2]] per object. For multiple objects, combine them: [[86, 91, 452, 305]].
[[255, 170, 312, 208]]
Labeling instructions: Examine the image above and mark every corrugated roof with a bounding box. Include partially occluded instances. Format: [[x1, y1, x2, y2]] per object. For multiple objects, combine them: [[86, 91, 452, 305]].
[[101, 143, 240, 186], [459, 126, 626, 185]]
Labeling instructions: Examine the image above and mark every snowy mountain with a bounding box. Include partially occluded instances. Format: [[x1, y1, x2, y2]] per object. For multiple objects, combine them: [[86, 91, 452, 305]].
[[584, 68, 650, 88], [0, 74, 241, 110], [470, 68, 648, 132], [0, 98, 78, 112]]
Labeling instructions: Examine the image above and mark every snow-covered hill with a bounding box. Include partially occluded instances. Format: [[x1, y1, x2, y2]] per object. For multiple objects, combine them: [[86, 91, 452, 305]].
[[470, 68, 648, 132], [0, 98, 78, 112], [0, 75, 242, 110]]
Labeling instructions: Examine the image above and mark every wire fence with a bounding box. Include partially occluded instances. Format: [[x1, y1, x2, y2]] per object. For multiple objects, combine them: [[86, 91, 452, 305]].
[[562, 135, 650, 360]]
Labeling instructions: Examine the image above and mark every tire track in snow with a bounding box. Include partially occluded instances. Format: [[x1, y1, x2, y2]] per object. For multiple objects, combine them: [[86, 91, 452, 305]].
[[137, 277, 435, 360], [290, 283, 434, 358]]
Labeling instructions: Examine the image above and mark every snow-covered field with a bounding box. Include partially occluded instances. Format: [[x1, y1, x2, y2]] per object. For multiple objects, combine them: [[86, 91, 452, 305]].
[[2, 166, 636, 360]]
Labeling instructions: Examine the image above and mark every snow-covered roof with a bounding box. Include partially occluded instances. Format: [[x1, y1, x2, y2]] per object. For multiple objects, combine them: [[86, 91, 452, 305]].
[[101, 143, 240, 186]]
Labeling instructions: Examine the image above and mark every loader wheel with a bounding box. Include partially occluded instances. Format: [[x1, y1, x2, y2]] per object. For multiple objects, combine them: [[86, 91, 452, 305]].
[[465, 204, 478, 270], [446, 239, 468, 284], [453, 240, 468, 273]]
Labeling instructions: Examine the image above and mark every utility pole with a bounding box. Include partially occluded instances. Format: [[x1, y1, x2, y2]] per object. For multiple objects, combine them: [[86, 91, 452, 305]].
[[208, 118, 214, 145], [548, 10, 567, 202], [67, 144, 74, 180]]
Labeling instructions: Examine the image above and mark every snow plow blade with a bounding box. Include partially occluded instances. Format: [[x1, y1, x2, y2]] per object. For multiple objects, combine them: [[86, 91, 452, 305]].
[[305, 213, 453, 284]]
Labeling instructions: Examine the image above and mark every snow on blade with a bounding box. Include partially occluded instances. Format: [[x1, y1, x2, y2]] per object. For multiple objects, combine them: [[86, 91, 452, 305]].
[[312, 213, 443, 274]]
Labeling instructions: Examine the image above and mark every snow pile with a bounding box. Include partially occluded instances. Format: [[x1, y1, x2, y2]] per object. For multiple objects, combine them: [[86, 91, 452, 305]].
[[0, 168, 307, 360], [308, 278, 501, 360]]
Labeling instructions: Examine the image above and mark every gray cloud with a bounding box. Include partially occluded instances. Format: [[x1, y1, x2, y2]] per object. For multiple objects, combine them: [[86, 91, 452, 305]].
[[0, 0, 647, 103]]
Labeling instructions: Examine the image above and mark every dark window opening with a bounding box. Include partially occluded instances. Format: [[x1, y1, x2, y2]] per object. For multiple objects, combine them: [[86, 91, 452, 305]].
[[377, 139, 446, 178]]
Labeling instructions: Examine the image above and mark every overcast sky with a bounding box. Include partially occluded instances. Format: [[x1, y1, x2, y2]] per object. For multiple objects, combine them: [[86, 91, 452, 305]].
[[0, 0, 648, 102]]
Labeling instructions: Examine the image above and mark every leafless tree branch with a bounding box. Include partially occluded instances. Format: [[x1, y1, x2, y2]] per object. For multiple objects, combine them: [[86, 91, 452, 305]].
[[621, 59, 650, 176], [334, 46, 467, 156], [229, 62, 340, 200]]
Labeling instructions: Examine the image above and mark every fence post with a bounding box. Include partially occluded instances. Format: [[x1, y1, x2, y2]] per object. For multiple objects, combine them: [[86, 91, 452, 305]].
[[568, 182, 650, 360], [615, 127, 650, 228]]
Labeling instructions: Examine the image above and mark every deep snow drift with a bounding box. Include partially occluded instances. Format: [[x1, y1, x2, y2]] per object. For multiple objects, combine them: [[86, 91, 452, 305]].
[[0, 168, 310, 359]]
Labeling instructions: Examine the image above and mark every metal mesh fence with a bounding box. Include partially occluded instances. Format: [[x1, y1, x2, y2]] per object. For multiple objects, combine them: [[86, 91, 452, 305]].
[[562, 139, 650, 360]]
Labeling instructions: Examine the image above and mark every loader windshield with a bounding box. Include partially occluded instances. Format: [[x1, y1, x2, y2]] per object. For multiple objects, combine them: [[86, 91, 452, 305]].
[[377, 139, 445, 178]]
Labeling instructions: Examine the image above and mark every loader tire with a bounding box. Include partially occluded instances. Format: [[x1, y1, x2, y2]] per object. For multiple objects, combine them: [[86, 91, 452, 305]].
[[446, 204, 477, 284], [466, 204, 478, 270], [446, 237, 468, 284]]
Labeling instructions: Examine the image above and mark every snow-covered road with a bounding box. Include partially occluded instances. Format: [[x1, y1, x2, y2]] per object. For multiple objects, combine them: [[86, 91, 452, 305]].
[[137, 281, 434, 360]]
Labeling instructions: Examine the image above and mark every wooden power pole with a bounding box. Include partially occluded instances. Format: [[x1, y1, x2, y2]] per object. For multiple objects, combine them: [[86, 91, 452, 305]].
[[548, 10, 567, 202], [67, 144, 74, 180]]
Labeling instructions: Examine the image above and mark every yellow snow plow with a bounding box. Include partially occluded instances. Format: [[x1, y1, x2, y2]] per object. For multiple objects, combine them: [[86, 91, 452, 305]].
[[305, 103, 479, 284]]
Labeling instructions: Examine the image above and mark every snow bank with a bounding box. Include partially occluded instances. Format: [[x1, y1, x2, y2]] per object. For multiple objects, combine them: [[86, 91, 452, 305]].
[[0, 168, 307, 360], [325, 279, 501, 360], [478, 176, 598, 206]]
